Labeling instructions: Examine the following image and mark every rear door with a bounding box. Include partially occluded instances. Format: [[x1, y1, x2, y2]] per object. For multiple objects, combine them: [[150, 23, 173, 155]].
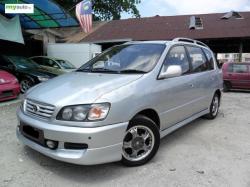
[[229, 64, 250, 89], [185, 45, 214, 112]]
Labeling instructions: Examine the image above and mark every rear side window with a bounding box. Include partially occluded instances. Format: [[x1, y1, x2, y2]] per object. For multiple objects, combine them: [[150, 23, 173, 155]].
[[186, 46, 209, 73], [163, 45, 190, 75], [231, 64, 248, 73], [203, 48, 215, 70]]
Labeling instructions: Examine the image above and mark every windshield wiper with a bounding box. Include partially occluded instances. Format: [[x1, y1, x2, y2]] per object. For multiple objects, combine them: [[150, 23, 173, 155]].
[[91, 68, 119, 73], [76, 68, 91, 72], [119, 69, 146, 74]]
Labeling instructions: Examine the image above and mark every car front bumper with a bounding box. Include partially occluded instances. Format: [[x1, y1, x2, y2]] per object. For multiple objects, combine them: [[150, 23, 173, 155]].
[[16, 109, 129, 165], [0, 83, 20, 101]]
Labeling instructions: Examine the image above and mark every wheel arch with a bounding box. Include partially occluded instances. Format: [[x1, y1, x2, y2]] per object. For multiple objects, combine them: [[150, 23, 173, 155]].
[[132, 108, 160, 129]]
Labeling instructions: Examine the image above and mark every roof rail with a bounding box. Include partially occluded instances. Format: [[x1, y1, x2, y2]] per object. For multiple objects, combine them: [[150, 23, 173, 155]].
[[172, 37, 208, 48]]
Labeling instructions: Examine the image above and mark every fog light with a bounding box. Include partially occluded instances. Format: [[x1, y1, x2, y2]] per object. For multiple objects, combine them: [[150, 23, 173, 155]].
[[46, 140, 58, 149]]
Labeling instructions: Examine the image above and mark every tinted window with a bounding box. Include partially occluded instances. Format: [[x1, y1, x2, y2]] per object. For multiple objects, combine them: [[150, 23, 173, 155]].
[[163, 46, 190, 75], [203, 48, 214, 70], [232, 64, 248, 73], [4, 56, 38, 69], [80, 44, 166, 73], [186, 46, 209, 72]]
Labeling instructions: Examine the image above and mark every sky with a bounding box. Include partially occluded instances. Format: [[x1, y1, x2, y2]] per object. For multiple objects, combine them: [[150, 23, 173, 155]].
[[121, 0, 250, 18]]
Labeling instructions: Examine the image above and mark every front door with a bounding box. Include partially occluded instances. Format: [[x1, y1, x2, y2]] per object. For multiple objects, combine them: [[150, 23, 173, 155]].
[[155, 45, 198, 130]]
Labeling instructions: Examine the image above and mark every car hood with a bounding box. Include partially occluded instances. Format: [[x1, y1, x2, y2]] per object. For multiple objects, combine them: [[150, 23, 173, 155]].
[[26, 72, 143, 106]]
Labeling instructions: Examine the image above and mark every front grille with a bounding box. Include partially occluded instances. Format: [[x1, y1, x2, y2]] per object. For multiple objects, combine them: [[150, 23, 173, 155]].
[[24, 99, 55, 119]]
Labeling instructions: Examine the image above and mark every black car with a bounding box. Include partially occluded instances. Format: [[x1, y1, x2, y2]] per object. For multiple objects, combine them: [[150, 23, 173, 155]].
[[0, 55, 58, 93]]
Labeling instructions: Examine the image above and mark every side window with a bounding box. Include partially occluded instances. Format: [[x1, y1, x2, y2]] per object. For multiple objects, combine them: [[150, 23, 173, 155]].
[[203, 48, 215, 70], [32, 57, 43, 65], [186, 46, 209, 73], [44, 59, 60, 68], [232, 64, 248, 73], [228, 64, 233, 72], [163, 46, 190, 75]]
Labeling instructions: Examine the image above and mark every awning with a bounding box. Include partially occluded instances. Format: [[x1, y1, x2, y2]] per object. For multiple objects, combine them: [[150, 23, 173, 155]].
[[0, 0, 78, 29]]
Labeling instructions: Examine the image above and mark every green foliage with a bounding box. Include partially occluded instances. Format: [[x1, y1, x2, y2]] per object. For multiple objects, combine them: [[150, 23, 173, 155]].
[[54, 0, 141, 20]]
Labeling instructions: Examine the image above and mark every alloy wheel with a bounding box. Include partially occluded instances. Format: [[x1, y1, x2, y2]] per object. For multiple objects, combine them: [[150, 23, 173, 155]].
[[122, 125, 155, 162], [20, 80, 32, 93], [212, 95, 219, 116]]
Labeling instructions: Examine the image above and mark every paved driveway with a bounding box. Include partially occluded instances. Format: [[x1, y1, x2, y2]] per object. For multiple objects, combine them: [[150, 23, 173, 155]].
[[0, 92, 250, 187]]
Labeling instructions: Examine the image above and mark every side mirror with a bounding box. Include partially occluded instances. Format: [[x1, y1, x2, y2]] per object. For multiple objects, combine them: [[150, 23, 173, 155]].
[[158, 65, 182, 79]]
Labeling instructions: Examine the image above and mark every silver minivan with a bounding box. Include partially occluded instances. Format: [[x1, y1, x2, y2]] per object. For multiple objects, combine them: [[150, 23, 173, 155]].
[[17, 38, 223, 166]]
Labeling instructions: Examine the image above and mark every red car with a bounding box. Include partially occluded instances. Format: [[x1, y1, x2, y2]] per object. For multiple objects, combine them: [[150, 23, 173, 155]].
[[0, 70, 20, 101], [222, 62, 250, 91]]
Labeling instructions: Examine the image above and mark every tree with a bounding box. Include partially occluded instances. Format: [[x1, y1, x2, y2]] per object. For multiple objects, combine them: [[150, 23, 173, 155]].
[[54, 0, 141, 20]]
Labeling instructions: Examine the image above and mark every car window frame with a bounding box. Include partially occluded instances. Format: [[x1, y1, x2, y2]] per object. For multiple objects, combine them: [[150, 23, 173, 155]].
[[157, 44, 192, 80], [53, 60, 63, 69], [201, 48, 215, 71]]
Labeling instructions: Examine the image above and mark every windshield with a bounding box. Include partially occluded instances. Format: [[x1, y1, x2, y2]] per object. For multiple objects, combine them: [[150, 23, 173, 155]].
[[55, 59, 75, 69], [5, 56, 39, 69], [79, 44, 166, 73]]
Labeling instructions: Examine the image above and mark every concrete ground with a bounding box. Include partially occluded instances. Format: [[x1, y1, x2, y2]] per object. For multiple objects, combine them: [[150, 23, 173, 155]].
[[0, 92, 250, 187]]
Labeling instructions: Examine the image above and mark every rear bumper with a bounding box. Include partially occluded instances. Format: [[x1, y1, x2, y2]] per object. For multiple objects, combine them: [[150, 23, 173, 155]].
[[16, 109, 129, 165]]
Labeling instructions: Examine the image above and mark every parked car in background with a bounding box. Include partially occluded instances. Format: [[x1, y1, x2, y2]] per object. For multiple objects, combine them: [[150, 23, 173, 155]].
[[17, 38, 222, 166], [30, 56, 76, 74], [0, 55, 57, 93], [222, 62, 250, 91], [0, 69, 20, 102]]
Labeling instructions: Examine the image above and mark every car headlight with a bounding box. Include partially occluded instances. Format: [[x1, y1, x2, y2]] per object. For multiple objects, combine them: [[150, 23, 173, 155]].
[[57, 103, 110, 121], [38, 76, 49, 82]]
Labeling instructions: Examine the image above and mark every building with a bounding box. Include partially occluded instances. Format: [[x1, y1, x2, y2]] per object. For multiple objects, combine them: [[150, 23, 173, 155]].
[[75, 11, 250, 62]]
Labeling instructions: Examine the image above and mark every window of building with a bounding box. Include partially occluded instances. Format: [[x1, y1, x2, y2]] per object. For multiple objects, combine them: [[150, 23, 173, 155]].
[[189, 16, 203, 30]]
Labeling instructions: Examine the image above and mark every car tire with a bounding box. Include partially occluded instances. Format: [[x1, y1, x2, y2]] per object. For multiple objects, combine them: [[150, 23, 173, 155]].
[[204, 93, 220, 120], [20, 79, 33, 93], [223, 81, 231, 92], [121, 115, 160, 167]]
